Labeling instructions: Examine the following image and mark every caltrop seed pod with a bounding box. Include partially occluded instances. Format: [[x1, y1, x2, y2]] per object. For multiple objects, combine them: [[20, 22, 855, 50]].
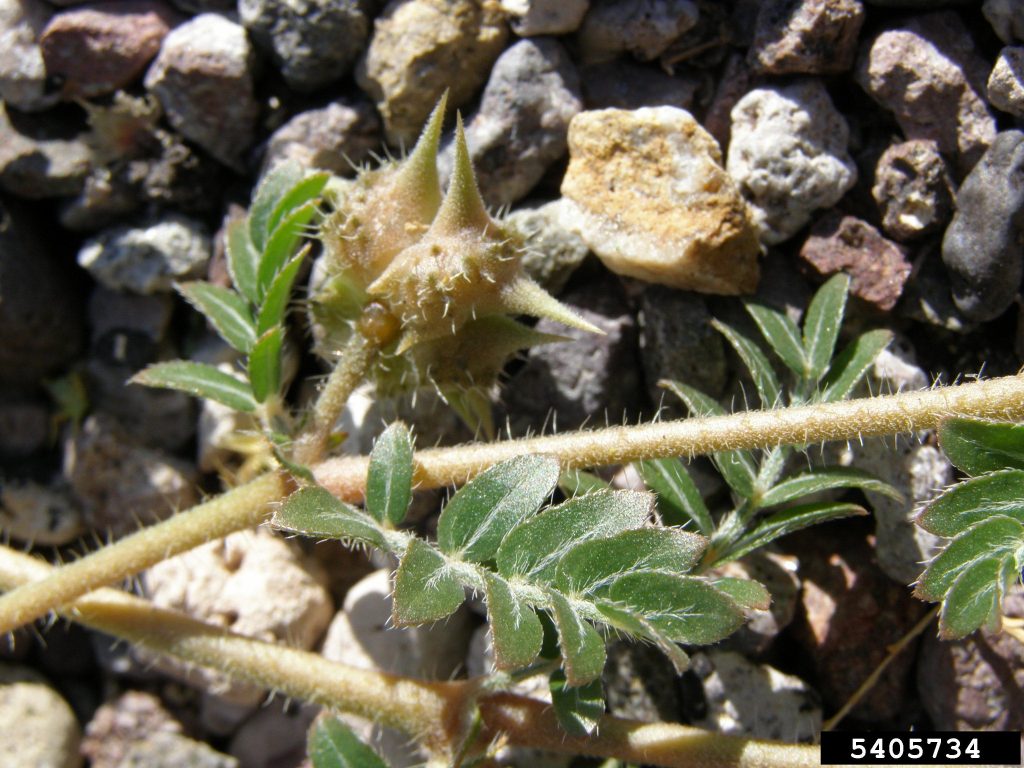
[[311, 96, 599, 421]]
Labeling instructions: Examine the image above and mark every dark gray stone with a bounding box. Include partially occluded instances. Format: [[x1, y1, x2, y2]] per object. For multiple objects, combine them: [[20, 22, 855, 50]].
[[577, 0, 699, 64], [580, 59, 699, 111], [438, 38, 582, 207], [941, 130, 1024, 322], [637, 286, 725, 409], [500, 274, 645, 434], [0, 199, 83, 385], [984, 0, 1024, 44], [872, 139, 954, 242], [239, 0, 374, 92]]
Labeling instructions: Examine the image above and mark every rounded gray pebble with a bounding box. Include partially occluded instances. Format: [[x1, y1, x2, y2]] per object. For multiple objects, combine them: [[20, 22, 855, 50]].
[[941, 130, 1024, 322]]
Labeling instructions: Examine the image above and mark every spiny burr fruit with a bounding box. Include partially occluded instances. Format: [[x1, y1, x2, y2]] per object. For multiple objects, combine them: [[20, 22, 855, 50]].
[[311, 95, 599, 431]]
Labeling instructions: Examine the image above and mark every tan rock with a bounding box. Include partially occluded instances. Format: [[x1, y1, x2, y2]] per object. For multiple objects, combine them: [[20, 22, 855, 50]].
[[357, 0, 508, 146], [559, 107, 760, 295], [141, 529, 333, 707]]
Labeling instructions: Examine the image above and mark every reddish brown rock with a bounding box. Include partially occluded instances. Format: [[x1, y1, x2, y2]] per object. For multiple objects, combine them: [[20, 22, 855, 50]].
[[749, 0, 865, 75], [917, 587, 1024, 730], [788, 523, 930, 722], [800, 212, 911, 311], [41, 1, 179, 99], [855, 12, 996, 172]]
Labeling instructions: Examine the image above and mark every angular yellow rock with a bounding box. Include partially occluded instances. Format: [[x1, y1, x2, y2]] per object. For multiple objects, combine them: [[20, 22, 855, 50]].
[[560, 107, 761, 295]]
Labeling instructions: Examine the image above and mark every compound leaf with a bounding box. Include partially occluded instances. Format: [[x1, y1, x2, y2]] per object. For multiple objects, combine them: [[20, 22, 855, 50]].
[[820, 329, 892, 403], [549, 669, 604, 737], [248, 327, 284, 403], [437, 455, 559, 562], [939, 418, 1024, 476], [496, 490, 653, 583], [484, 572, 543, 670], [711, 318, 782, 408], [393, 538, 465, 626], [608, 572, 744, 645], [744, 302, 806, 376], [547, 589, 606, 686], [723, 502, 867, 563], [308, 716, 390, 768], [131, 360, 256, 413], [555, 528, 706, 596], [366, 422, 414, 527], [917, 470, 1024, 538], [803, 273, 849, 383], [636, 458, 713, 535], [272, 486, 384, 549], [758, 467, 901, 509], [177, 282, 256, 353]]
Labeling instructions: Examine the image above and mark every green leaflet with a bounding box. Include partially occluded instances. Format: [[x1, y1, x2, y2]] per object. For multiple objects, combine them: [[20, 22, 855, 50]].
[[711, 318, 782, 408], [366, 422, 414, 527], [176, 282, 256, 353], [248, 327, 284, 403], [711, 577, 771, 612], [802, 273, 849, 383], [938, 418, 1024, 476], [272, 486, 384, 549], [257, 248, 307, 334], [308, 716, 390, 768], [547, 588, 606, 686], [436, 455, 559, 562], [267, 171, 329, 243], [744, 301, 806, 376], [549, 669, 604, 737], [249, 162, 304, 253], [130, 360, 256, 413], [820, 329, 892, 403], [757, 467, 901, 509], [393, 538, 465, 626], [594, 601, 690, 674], [723, 502, 866, 563], [917, 470, 1024, 537], [559, 468, 611, 497], [608, 572, 744, 645], [495, 490, 653, 583], [914, 515, 1023, 603], [636, 458, 714, 535], [939, 555, 1011, 639], [259, 201, 319, 294], [226, 218, 261, 305], [555, 528, 706, 596], [484, 572, 543, 670]]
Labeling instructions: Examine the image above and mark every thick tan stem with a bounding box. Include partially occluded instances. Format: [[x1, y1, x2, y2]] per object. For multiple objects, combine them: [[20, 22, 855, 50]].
[[0, 544, 819, 768], [0, 472, 289, 635], [316, 373, 1024, 501]]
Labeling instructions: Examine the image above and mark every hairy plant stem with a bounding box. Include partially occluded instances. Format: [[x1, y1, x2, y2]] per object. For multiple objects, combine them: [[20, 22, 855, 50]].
[[0, 544, 819, 768], [294, 331, 378, 466], [317, 373, 1024, 500], [0, 473, 290, 635], [2, 374, 1023, 635]]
